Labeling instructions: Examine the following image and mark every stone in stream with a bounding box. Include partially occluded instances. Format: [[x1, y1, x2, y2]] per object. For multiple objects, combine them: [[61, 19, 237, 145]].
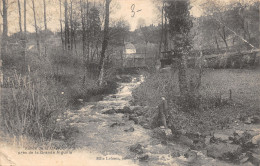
[[129, 143, 143, 154], [152, 127, 167, 139], [184, 151, 198, 163], [129, 114, 139, 124], [138, 154, 149, 161], [244, 116, 260, 124], [102, 108, 116, 114], [115, 106, 133, 114], [178, 135, 194, 147], [213, 133, 231, 142], [171, 151, 181, 157], [124, 127, 134, 132], [244, 152, 260, 166], [140, 123, 150, 129], [252, 134, 260, 145], [205, 136, 212, 145], [110, 122, 125, 127], [206, 143, 242, 160]]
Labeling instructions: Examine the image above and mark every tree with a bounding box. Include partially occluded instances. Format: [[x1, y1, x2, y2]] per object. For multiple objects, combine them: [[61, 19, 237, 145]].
[[165, 0, 193, 109], [43, 0, 47, 55], [69, 0, 73, 51], [64, 0, 69, 50], [59, 0, 64, 49], [22, 0, 27, 72], [80, 0, 86, 57], [24, 0, 26, 34], [89, 5, 101, 61], [197, 0, 259, 51], [1, 0, 8, 58], [0, 0, 8, 85], [98, 0, 111, 86], [159, 1, 164, 58], [17, 0, 22, 33], [31, 0, 41, 55]]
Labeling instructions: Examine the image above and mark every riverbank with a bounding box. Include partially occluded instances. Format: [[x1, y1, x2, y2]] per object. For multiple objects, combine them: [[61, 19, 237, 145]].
[[131, 68, 260, 165], [1, 71, 259, 166]]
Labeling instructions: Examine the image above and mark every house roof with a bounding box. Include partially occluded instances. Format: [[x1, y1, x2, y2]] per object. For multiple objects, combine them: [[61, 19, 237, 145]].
[[124, 42, 136, 50]]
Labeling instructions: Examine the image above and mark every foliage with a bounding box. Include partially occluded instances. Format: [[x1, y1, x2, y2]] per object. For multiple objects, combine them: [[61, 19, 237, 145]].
[[194, 1, 259, 50], [89, 6, 102, 42], [165, 0, 193, 52]]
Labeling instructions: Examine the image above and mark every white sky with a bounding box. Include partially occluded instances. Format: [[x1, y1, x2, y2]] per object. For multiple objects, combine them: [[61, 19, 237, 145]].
[[2, 0, 257, 34]]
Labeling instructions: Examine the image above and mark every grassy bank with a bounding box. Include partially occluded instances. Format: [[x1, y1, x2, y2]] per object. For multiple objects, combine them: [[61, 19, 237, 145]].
[[0, 47, 119, 146], [132, 68, 260, 133]]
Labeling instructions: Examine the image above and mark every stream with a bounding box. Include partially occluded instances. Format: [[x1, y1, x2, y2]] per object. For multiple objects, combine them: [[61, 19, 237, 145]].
[[63, 74, 236, 166]]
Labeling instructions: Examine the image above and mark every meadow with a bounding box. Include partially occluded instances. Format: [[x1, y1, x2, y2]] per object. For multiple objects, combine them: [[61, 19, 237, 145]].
[[132, 68, 260, 132]]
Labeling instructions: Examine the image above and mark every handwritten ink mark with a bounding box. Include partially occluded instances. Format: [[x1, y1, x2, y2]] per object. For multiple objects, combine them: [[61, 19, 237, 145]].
[[131, 4, 135, 17], [131, 4, 142, 17]]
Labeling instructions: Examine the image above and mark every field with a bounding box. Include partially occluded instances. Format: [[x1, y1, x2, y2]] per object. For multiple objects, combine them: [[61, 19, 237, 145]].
[[201, 69, 260, 109], [132, 68, 260, 132]]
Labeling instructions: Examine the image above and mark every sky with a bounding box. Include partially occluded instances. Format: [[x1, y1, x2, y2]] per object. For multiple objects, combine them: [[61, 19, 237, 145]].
[[111, 0, 206, 31], [1, 0, 256, 34]]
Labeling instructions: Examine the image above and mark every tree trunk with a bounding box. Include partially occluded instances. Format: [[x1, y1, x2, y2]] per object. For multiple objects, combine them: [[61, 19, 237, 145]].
[[24, 0, 26, 33], [59, 0, 64, 49], [64, 0, 69, 50], [178, 52, 189, 102], [219, 26, 229, 50], [80, 0, 86, 58], [98, 0, 111, 86], [215, 35, 219, 50], [17, 0, 22, 33], [158, 2, 164, 61], [1, 0, 8, 57], [22, 0, 27, 72], [32, 0, 41, 55], [164, 11, 168, 52], [70, 0, 73, 51], [86, 0, 89, 62], [43, 0, 47, 55], [144, 41, 147, 65], [1, 0, 8, 85]]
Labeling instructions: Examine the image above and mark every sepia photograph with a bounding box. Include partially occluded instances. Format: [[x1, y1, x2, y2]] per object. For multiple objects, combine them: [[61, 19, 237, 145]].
[[0, 0, 259, 165]]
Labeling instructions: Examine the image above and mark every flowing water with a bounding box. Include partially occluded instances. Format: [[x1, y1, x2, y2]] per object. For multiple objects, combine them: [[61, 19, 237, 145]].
[[64, 75, 236, 166]]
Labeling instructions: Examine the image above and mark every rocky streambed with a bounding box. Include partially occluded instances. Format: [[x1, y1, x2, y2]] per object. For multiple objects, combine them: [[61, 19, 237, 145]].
[[56, 74, 260, 166]]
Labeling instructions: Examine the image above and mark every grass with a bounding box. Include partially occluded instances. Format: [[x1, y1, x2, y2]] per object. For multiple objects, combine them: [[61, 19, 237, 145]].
[[1, 44, 119, 147], [132, 68, 260, 133], [1, 70, 66, 143]]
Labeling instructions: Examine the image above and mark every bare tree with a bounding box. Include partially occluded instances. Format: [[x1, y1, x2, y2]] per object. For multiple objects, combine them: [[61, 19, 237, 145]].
[[22, 0, 27, 72], [31, 0, 41, 55], [24, 0, 26, 33], [80, 0, 86, 57], [98, 0, 111, 86], [17, 0, 22, 33], [0, 0, 8, 85], [158, 1, 164, 59], [59, 0, 64, 49], [86, 0, 89, 61], [43, 0, 47, 55], [64, 0, 69, 50], [69, 0, 73, 51], [1, 0, 8, 58]]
